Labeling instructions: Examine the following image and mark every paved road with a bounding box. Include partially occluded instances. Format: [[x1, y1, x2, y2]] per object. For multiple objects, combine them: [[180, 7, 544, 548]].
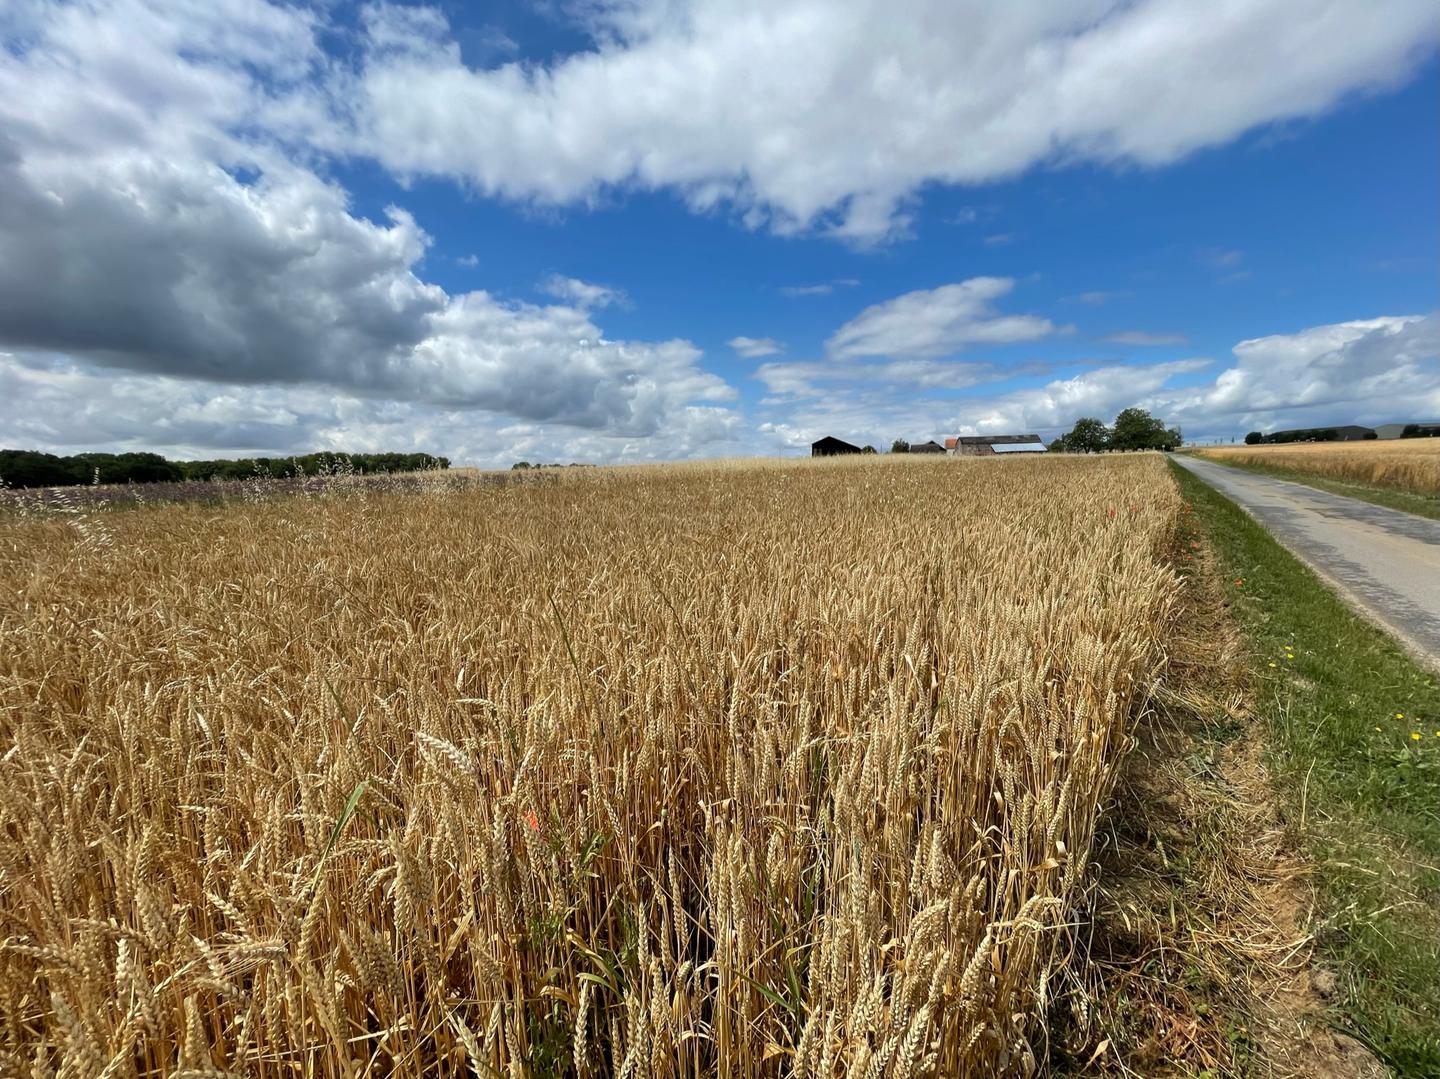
[[1172, 454, 1440, 669]]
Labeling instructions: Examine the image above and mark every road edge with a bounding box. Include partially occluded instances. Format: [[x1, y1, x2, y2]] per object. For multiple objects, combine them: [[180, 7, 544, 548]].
[[1171, 454, 1440, 674]]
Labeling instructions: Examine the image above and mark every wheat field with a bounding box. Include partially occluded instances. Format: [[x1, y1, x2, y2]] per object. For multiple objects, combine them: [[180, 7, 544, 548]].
[[0, 454, 1181, 1077], [1193, 438, 1440, 495]]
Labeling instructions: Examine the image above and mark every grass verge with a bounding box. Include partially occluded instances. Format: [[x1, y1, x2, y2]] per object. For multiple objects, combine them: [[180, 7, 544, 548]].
[[1183, 454, 1440, 521], [1170, 458, 1440, 1076]]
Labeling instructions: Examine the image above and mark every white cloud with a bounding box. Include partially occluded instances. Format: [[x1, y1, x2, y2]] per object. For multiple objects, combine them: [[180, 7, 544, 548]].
[[948, 358, 1214, 436], [0, 0, 730, 445], [970, 316, 1440, 439], [729, 336, 784, 358], [1165, 315, 1440, 431], [756, 315, 1439, 449], [537, 274, 627, 309], [827, 278, 1059, 359], [983, 233, 1014, 247], [0, 2, 1435, 464], [779, 278, 860, 297], [1104, 331, 1188, 346], [349, 0, 1440, 240], [0, 352, 756, 468]]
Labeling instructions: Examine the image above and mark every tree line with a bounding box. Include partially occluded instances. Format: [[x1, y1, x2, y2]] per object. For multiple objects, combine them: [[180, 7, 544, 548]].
[[1243, 428, 1370, 444], [1048, 408, 1182, 453], [1245, 424, 1439, 444], [0, 450, 450, 489]]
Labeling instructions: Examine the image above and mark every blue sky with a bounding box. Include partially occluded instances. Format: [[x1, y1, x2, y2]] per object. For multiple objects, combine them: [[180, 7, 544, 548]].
[[0, 0, 1436, 465]]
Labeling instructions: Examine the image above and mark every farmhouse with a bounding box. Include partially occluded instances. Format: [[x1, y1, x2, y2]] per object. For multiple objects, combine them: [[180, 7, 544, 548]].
[[909, 440, 946, 454], [811, 436, 862, 457], [945, 434, 1047, 456]]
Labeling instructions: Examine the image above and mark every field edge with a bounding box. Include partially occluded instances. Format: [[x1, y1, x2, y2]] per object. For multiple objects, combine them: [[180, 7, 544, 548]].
[[1167, 458, 1440, 1076], [1181, 452, 1440, 522]]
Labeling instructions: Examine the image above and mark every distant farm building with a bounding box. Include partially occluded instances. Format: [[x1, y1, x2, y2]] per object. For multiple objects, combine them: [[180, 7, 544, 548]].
[[1266, 424, 1375, 442], [811, 436, 862, 457], [946, 435, 1047, 456], [909, 440, 946, 454], [1374, 422, 1440, 439]]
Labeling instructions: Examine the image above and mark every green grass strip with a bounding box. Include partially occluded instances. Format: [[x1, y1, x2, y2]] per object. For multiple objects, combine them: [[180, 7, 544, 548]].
[[1171, 459, 1440, 1077], [1184, 453, 1440, 521]]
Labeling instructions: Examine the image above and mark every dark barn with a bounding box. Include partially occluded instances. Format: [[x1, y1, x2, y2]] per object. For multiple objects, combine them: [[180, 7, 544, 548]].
[[909, 440, 946, 454], [811, 436, 862, 457]]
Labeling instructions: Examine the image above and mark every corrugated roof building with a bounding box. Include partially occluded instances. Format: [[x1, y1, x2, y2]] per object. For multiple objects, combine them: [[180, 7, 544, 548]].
[[948, 435, 1047, 456]]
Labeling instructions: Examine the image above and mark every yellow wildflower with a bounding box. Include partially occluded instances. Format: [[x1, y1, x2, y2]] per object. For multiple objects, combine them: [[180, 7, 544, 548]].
[[1411, 732, 1421, 741]]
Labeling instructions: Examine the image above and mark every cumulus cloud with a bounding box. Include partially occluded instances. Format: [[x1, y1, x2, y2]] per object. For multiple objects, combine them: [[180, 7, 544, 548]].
[[0, 149, 445, 387], [948, 359, 1214, 436], [1167, 315, 1440, 430], [349, 0, 1440, 240], [1104, 331, 1188, 346], [979, 316, 1436, 443], [0, 0, 731, 446], [729, 336, 784, 358], [756, 315, 1439, 450], [1, 1, 1435, 464], [827, 278, 1059, 359], [0, 352, 756, 467]]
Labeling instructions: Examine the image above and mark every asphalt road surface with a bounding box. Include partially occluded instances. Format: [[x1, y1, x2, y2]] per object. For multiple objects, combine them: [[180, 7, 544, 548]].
[[1172, 454, 1440, 670]]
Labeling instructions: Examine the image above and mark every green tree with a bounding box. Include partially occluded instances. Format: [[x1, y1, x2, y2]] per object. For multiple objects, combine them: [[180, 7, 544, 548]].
[[861, 445, 877, 454], [0, 449, 86, 488], [1061, 417, 1111, 454], [1245, 431, 1263, 445], [1110, 407, 1171, 451], [890, 439, 910, 454]]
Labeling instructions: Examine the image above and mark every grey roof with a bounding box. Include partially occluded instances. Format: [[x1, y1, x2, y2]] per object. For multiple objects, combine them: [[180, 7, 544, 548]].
[[1374, 422, 1440, 439], [955, 434, 1044, 446], [1269, 424, 1375, 441]]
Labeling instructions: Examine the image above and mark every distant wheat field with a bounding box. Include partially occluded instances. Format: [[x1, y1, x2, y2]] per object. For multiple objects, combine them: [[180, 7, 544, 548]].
[[0, 454, 1180, 1077], [1194, 438, 1440, 495]]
